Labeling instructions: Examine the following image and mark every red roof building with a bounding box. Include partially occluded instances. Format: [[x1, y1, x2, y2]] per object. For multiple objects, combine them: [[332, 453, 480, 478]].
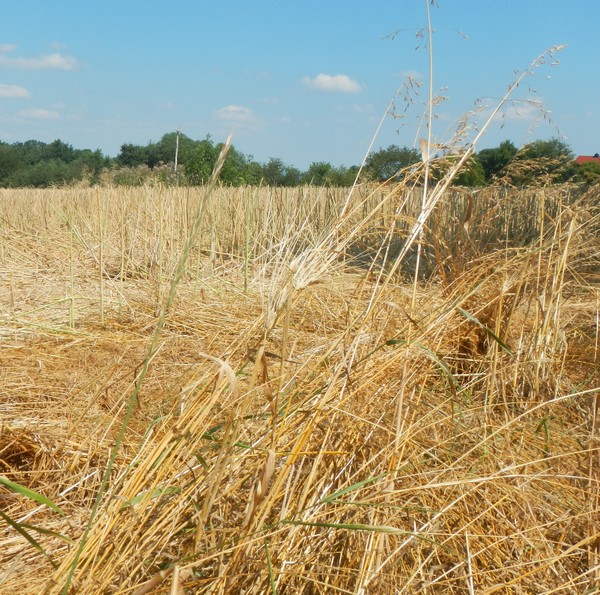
[[576, 154, 600, 164]]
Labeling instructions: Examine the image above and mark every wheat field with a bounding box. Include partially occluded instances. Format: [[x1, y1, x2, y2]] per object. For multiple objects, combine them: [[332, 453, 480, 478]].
[[0, 179, 599, 593]]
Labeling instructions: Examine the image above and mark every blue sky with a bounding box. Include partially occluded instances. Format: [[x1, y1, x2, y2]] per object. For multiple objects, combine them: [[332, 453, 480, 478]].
[[1, 1, 599, 169]]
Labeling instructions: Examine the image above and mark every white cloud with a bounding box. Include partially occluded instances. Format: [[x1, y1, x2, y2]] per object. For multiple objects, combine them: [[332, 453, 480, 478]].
[[351, 103, 375, 113], [0, 44, 17, 53], [19, 108, 60, 120], [498, 100, 544, 122], [302, 73, 362, 93], [0, 83, 30, 98], [0, 51, 79, 70], [215, 105, 258, 124], [478, 99, 546, 125]]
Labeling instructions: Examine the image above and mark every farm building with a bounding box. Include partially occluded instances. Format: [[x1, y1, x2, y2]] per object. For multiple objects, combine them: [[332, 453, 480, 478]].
[[575, 153, 600, 164]]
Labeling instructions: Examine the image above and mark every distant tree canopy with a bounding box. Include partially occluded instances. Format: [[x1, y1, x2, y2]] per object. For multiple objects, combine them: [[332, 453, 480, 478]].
[[261, 158, 301, 186], [477, 140, 519, 181], [112, 135, 360, 188], [301, 161, 360, 186], [574, 161, 600, 184], [0, 132, 595, 188], [364, 145, 421, 181], [0, 139, 109, 187]]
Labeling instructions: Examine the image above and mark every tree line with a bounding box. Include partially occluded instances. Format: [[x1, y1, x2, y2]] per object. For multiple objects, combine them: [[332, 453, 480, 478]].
[[0, 131, 598, 188]]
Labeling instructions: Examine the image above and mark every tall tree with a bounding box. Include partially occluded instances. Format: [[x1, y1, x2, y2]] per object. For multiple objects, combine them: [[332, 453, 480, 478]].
[[519, 138, 573, 160], [0, 143, 22, 185], [574, 161, 600, 184], [117, 143, 149, 168], [262, 158, 301, 186], [44, 139, 76, 163], [476, 140, 518, 182], [152, 131, 196, 167], [15, 140, 47, 165], [364, 145, 421, 181], [185, 137, 218, 185], [303, 161, 335, 186], [452, 156, 486, 187], [512, 138, 575, 185]]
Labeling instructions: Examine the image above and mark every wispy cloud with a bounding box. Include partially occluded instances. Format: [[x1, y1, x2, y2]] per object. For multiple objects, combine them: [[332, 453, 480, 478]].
[[351, 103, 375, 113], [470, 98, 548, 128], [19, 108, 60, 120], [496, 99, 545, 122], [302, 73, 362, 93], [0, 50, 79, 70], [0, 83, 30, 98], [0, 44, 17, 53], [215, 105, 258, 124]]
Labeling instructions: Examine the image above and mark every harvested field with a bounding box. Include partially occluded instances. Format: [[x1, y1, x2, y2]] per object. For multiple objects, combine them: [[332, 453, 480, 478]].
[[1, 181, 599, 593]]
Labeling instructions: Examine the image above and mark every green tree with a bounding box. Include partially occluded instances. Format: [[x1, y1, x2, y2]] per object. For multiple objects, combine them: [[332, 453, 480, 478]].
[[317, 164, 359, 186], [185, 137, 217, 185], [262, 158, 285, 186], [71, 149, 109, 184], [44, 139, 76, 163], [8, 159, 69, 187], [574, 161, 600, 184], [281, 165, 302, 186], [303, 161, 336, 186], [512, 138, 574, 185], [262, 158, 301, 186], [15, 140, 46, 165], [331, 164, 360, 186], [240, 159, 264, 185], [152, 131, 197, 167], [364, 145, 421, 181], [476, 140, 518, 182], [117, 143, 149, 167], [519, 138, 573, 160], [217, 144, 249, 186], [452, 155, 486, 187], [0, 144, 23, 186]]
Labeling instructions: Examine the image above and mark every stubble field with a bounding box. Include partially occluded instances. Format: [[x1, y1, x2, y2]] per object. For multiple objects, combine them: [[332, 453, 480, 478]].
[[1, 180, 599, 593]]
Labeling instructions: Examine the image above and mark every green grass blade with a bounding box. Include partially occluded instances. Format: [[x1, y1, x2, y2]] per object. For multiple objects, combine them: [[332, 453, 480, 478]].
[[17, 521, 74, 545], [380, 339, 460, 393], [321, 472, 389, 503], [0, 509, 56, 566], [0, 476, 64, 515], [457, 307, 512, 355], [265, 542, 277, 595], [121, 485, 180, 508], [413, 341, 460, 393]]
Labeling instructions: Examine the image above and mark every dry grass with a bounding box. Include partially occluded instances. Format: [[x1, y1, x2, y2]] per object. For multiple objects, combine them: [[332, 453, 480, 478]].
[[0, 180, 599, 593]]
